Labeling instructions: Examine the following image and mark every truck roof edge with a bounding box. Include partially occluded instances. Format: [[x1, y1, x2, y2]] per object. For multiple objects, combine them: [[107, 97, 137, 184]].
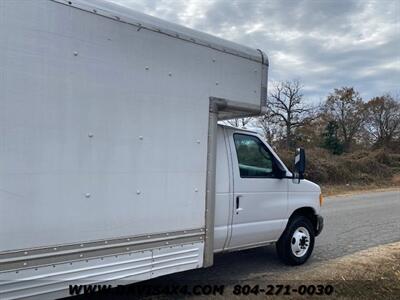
[[51, 0, 268, 65]]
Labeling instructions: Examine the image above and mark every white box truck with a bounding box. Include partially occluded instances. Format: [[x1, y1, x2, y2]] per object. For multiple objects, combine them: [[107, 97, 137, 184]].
[[0, 0, 324, 299]]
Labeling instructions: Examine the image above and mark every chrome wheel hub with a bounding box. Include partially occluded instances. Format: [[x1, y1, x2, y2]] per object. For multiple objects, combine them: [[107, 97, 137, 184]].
[[291, 227, 310, 257]]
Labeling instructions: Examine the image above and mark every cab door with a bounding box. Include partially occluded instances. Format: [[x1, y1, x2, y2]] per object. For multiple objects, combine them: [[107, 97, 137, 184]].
[[227, 132, 288, 249]]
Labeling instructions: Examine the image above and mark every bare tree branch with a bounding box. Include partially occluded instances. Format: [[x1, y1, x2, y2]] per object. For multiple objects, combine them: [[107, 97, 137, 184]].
[[264, 80, 315, 149]]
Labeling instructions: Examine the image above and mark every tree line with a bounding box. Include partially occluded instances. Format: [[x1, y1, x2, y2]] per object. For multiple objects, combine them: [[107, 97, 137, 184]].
[[227, 80, 400, 155]]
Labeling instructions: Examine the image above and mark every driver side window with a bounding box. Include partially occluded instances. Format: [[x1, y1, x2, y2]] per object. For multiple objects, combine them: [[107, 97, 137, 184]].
[[233, 134, 275, 178]]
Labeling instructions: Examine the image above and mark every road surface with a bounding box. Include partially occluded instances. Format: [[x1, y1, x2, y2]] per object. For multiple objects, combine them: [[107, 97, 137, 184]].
[[149, 190, 400, 283]]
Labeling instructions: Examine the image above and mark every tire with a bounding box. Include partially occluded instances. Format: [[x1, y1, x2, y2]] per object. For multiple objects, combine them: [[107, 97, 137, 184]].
[[276, 215, 315, 265]]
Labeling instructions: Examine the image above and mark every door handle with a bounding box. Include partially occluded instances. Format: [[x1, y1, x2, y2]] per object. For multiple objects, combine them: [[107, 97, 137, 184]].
[[235, 195, 243, 214]]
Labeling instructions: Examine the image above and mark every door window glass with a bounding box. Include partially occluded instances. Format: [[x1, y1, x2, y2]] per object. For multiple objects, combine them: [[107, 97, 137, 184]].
[[233, 134, 275, 178]]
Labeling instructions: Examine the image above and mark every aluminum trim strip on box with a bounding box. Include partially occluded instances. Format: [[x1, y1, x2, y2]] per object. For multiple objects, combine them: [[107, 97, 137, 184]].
[[0, 229, 204, 272]]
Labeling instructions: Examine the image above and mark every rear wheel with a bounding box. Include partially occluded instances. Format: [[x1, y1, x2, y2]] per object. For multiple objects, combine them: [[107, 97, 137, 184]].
[[276, 215, 315, 265]]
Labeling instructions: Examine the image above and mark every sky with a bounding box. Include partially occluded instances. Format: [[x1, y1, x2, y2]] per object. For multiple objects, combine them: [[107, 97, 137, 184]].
[[108, 0, 400, 103]]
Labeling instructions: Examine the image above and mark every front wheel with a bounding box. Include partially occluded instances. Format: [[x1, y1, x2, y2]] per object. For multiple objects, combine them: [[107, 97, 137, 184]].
[[276, 216, 315, 265]]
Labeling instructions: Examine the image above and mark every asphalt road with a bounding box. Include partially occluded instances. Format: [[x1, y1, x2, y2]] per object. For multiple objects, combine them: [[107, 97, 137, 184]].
[[149, 190, 400, 284]]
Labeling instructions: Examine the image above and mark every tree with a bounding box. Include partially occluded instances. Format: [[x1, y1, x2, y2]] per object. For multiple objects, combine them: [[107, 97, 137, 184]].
[[256, 111, 280, 145], [321, 120, 344, 154], [365, 94, 400, 148], [223, 117, 252, 128], [266, 80, 315, 149], [323, 87, 366, 152]]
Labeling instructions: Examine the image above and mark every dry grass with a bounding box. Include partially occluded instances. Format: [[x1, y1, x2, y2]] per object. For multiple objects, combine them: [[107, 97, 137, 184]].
[[279, 147, 400, 188], [392, 174, 400, 186], [322, 184, 400, 197]]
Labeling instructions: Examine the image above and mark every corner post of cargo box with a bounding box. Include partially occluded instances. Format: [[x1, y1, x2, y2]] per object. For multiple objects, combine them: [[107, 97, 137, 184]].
[[203, 97, 227, 267], [203, 50, 268, 267]]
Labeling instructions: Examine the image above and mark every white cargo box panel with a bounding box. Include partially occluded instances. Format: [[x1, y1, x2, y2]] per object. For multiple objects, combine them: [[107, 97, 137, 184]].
[[0, 0, 267, 282]]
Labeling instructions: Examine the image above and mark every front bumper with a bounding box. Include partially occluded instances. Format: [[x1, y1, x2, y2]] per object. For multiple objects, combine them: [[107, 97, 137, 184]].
[[315, 215, 324, 236]]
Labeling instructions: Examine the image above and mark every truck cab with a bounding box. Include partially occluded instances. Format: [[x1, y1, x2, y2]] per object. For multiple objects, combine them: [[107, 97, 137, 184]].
[[214, 125, 324, 265]]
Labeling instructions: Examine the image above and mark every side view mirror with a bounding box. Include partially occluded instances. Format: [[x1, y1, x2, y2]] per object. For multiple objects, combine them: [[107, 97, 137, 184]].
[[293, 148, 306, 183]]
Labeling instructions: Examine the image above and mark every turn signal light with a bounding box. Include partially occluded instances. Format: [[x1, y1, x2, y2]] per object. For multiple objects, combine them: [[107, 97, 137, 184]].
[[319, 194, 324, 206]]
